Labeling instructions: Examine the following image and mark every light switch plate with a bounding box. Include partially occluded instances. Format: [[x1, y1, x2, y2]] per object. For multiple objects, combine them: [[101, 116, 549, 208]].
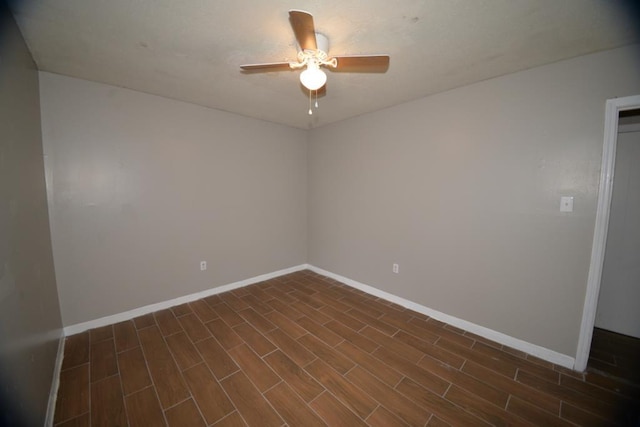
[[560, 196, 574, 212]]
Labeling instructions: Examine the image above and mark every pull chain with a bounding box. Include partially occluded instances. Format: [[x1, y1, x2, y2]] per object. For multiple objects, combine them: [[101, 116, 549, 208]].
[[308, 90, 313, 115], [315, 90, 318, 108]]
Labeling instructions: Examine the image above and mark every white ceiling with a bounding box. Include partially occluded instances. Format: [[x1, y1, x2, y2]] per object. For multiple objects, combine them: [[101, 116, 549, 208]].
[[9, 0, 640, 129]]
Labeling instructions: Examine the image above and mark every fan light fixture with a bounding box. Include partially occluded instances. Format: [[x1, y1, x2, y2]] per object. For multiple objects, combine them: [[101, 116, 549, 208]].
[[240, 10, 390, 116], [299, 61, 326, 91]]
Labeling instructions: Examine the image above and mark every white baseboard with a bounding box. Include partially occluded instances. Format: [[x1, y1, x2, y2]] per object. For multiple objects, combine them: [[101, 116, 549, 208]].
[[45, 330, 65, 426], [307, 265, 576, 370], [62, 262, 575, 370], [64, 264, 308, 336]]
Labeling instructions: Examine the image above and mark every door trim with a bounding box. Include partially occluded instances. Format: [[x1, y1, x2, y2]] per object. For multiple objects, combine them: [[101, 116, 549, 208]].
[[575, 94, 640, 371]]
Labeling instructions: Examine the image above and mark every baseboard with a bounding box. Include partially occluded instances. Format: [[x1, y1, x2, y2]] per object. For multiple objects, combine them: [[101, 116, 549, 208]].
[[64, 264, 309, 336], [45, 330, 65, 426], [307, 265, 576, 370]]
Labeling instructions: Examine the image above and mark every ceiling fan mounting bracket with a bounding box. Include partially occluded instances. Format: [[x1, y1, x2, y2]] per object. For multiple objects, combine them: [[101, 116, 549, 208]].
[[290, 48, 337, 70]]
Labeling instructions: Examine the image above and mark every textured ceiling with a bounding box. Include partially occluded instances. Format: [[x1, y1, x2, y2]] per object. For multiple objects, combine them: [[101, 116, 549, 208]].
[[9, 0, 640, 129]]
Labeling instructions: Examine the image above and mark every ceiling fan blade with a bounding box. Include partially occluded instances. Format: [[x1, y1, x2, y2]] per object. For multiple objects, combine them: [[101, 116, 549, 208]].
[[331, 55, 390, 73], [289, 10, 317, 51], [240, 62, 292, 72]]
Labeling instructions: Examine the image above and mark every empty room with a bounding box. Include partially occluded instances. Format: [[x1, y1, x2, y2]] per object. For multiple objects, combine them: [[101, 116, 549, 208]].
[[1, 0, 640, 426]]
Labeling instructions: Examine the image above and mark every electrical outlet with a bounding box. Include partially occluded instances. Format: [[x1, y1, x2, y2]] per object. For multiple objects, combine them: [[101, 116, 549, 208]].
[[393, 263, 399, 274], [200, 261, 207, 271]]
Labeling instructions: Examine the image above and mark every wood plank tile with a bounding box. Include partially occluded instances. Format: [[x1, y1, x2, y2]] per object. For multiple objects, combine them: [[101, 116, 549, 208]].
[[427, 415, 452, 427], [220, 371, 284, 427], [189, 299, 219, 323], [165, 331, 203, 371], [516, 369, 618, 420], [363, 326, 424, 363], [90, 325, 114, 343], [171, 303, 193, 317], [263, 287, 297, 304], [62, 332, 90, 370], [409, 318, 475, 348], [203, 294, 223, 308], [372, 346, 450, 396], [305, 359, 377, 419], [346, 366, 434, 426], [437, 338, 517, 378], [291, 300, 332, 324], [366, 406, 409, 426], [137, 325, 190, 408], [336, 341, 403, 387], [417, 354, 508, 408], [133, 313, 156, 329], [474, 341, 560, 384], [205, 318, 244, 350], [124, 386, 165, 427], [195, 337, 239, 380], [212, 303, 246, 327], [178, 313, 211, 343], [55, 413, 90, 427], [53, 271, 640, 427], [297, 316, 343, 347], [560, 401, 618, 427], [90, 339, 118, 383], [267, 298, 305, 320], [238, 308, 276, 334], [462, 360, 560, 414], [183, 363, 234, 425], [154, 309, 183, 336], [54, 365, 90, 424], [91, 376, 127, 427], [290, 290, 325, 309], [559, 372, 633, 407], [219, 292, 250, 311], [395, 331, 464, 369], [266, 328, 316, 366], [584, 370, 640, 399], [310, 290, 352, 312], [233, 322, 276, 356], [506, 396, 573, 427], [320, 306, 366, 331], [211, 412, 247, 426], [264, 382, 326, 427], [113, 321, 139, 352], [264, 350, 325, 402], [395, 377, 487, 427], [240, 294, 274, 316], [380, 315, 440, 344], [298, 333, 355, 375], [165, 399, 206, 427], [324, 320, 379, 353], [117, 347, 152, 395], [444, 385, 532, 426], [227, 344, 281, 392], [264, 311, 307, 339], [340, 295, 384, 318], [309, 392, 368, 427]]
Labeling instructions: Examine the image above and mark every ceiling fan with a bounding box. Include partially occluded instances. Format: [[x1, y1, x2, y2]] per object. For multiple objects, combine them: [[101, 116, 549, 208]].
[[240, 10, 390, 114]]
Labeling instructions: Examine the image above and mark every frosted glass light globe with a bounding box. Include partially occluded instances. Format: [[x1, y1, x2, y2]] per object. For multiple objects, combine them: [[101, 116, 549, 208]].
[[300, 66, 327, 90]]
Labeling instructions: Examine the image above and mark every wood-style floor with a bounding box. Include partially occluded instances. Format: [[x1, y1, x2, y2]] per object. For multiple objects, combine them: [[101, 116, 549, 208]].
[[54, 270, 640, 426], [589, 327, 640, 388]]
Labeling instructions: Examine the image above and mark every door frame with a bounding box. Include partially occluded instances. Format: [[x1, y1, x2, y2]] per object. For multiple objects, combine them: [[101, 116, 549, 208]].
[[575, 94, 640, 371]]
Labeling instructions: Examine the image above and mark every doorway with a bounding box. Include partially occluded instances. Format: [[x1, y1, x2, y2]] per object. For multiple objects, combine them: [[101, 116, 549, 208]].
[[575, 95, 640, 372]]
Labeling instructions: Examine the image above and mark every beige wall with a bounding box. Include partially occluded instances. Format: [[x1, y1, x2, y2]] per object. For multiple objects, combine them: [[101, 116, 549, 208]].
[[0, 4, 63, 425], [308, 45, 640, 357], [40, 73, 308, 326]]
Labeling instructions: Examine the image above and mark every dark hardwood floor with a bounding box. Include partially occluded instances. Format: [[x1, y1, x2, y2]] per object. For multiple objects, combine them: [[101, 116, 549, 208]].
[[54, 270, 640, 426]]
